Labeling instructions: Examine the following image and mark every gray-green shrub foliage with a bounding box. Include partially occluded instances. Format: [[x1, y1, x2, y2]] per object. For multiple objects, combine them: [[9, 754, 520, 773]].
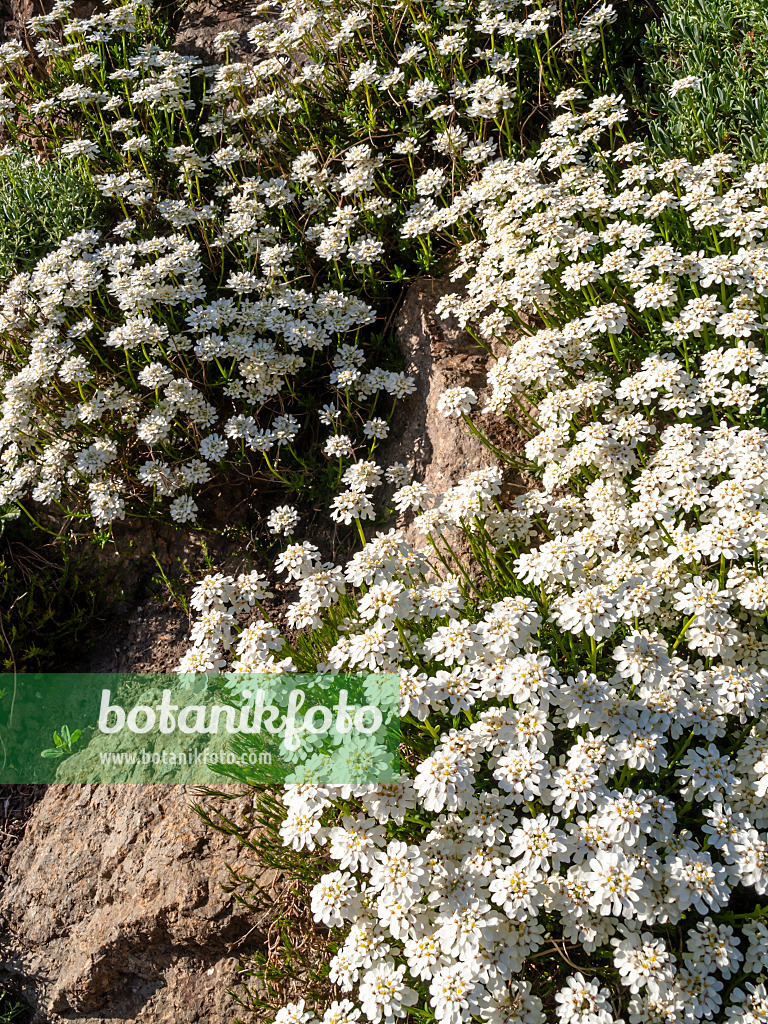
[[632, 0, 768, 163], [0, 150, 104, 278]]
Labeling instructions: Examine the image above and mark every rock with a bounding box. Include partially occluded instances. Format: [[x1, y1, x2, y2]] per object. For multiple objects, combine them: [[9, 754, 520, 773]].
[[70, 512, 258, 674], [0, 0, 33, 41], [81, 597, 191, 674], [1, 0, 102, 41], [173, 0, 269, 64], [0, 784, 277, 1023], [387, 276, 491, 497], [0, 785, 44, 881], [381, 276, 530, 548]]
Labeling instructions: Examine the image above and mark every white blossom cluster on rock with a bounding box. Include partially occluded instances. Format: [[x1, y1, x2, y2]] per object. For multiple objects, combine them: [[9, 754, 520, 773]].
[[0, 0, 614, 526], [1, 0, 767, 1018], [176, 96, 768, 1024]]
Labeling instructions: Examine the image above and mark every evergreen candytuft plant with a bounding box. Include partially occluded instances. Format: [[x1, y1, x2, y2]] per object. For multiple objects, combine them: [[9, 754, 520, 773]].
[[0, 0, 634, 533], [3, 0, 768, 1018], [181, 82, 768, 1024]]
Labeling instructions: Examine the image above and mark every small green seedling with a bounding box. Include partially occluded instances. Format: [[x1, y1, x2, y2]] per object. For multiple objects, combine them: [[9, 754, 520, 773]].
[[41, 724, 82, 759]]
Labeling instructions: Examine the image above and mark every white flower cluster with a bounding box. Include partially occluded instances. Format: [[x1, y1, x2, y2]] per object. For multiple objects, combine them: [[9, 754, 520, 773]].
[[0, 0, 608, 527], [6, 0, 768, 1015], [0, 224, 386, 523], [175, 568, 282, 674], [178, 98, 768, 1024], [183, 396, 768, 1021]]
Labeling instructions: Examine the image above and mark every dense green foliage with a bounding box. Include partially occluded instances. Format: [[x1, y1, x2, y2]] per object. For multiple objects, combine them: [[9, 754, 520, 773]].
[[633, 0, 768, 162], [0, 149, 105, 278]]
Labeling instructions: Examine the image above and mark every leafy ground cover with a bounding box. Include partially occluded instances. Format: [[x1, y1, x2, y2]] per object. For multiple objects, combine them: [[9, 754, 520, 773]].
[[0, 146, 106, 279], [631, 0, 768, 164]]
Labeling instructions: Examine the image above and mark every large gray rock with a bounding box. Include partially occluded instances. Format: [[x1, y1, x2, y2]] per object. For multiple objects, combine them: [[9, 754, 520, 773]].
[[0, 784, 275, 1023]]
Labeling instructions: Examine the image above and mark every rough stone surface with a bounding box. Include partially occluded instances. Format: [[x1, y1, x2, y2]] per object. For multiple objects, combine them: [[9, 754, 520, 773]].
[[381, 276, 529, 548], [173, 0, 269, 63], [1, 0, 102, 41], [0, 0, 33, 40], [0, 784, 274, 1023], [385, 277, 487, 498]]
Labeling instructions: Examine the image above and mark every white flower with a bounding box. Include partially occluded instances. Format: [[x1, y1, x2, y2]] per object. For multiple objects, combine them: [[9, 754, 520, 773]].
[[509, 814, 569, 872], [370, 840, 428, 898], [62, 138, 100, 159], [328, 815, 385, 872], [611, 927, 674, 993], [348, 237, 385, 265], [612, 632, 670, 684], [684, 919, 743, 979], [275, 1001, 316, 1024], [437, 387, 478, 417], [555, 973, 614, 1024], [552, 588, 620, 641], [413, 749, 474, 812], [425, 620, 480, 665], [582, 303, 628, 334], [169, 495, 198, 523], [666, 850, 731, 914], [359, 961, 417, 1024], [489, 866, 547, 920], [676, 745, 739, 801], [267, 505, 300, 536], [347, 627, 398, 670], [323, 1001, 361, 1024], [429, 963, 475, 1024], [583, 850, 648, 917], [670, 75, 702, 96], [330, 490, 376, 524], [279, 810, 325, 852], [199, 433, 228, 462], [493, 747, 549, 803], [311, 871, 359, 927]]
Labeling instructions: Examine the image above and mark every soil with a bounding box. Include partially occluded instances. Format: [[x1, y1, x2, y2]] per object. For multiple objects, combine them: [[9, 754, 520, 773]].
[[72, 505, 358, 674], [0, 785, 44, 882]]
